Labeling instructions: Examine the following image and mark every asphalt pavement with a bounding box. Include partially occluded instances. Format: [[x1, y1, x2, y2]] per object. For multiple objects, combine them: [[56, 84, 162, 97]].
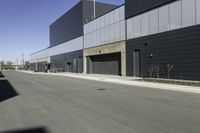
[[0, 71, 200, 133]]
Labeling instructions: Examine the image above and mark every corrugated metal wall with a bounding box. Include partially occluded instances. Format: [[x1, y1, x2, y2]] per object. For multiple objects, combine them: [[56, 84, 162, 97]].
[[84, 6, 125, 49], [49, 36, 83, 57], [125, 0, 176, 19], [126, 24, 200, 80], [50, 2, 83, 47], [50, 50, 83, 73], [126, 0, 200, 40], [29, 49, 49, 61]]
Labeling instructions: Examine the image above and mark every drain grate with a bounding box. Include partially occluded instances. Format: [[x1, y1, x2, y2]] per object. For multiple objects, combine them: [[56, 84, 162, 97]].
[[97, 88, 106, 91]]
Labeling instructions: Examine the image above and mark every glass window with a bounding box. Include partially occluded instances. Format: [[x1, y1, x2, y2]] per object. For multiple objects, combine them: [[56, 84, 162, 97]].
[[141, 12, 149, 36], [197, 0, 200, 24], [150, 9, 159, 34], [182, 0, 196, 27], [169, 1, 181, 30], [133, 16, 141, 37], [159, 5, 169, 32]]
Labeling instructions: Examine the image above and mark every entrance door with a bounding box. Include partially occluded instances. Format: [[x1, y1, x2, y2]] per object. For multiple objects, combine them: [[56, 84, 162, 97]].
[[133, 50, 140, 77], [73, 58, 77, 73]]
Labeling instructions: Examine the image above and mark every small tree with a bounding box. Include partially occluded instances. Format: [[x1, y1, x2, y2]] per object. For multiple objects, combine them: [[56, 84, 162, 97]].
[[0, 61, 5, 65], [154, 65, 160, 79], [6, 61, 13, 66], [148, 65, 154, 78], [166, 64, 174, 79]]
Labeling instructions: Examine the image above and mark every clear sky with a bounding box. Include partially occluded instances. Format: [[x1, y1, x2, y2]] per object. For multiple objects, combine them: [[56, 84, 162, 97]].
[[0, 0, 124, 64]]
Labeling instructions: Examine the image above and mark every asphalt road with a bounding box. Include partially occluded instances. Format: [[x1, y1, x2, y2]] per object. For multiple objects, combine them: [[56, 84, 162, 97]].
[[0, 71, 200, 133]]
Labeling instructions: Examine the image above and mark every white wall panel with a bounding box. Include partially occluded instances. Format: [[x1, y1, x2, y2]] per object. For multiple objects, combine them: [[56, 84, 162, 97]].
[[126, 19, 132, 39], [182, 0, 196, 27], [169, 1, 181, 30], [114, 8, 120, 23], [115, 22, 120, 41], [83, 6, 125, 49], [100, 28, 105, 44], [49, 36, 83, 57], [110, 24, 115, 43], [97, 30, 101, 46], [141, 12, 149, 36], [133, 16, 141, 37], [30, 49, 49, 61], [100, 16, 105, 29], [159, 5, 169, 32], [109, 11, 114, 24], [105, 14, 110, 26], [105, 26, 110, 43], [120, 20, 126, 41], [150, 9, 159, 34], [196, 0, 200, 24], [120, 6, 125, 21]]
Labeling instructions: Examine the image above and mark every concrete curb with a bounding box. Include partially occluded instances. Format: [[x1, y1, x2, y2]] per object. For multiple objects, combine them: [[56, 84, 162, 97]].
[[18, 70, 200, 94]]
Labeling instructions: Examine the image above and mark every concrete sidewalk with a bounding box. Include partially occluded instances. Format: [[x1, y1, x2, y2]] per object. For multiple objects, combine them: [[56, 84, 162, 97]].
[[18, 70, 200, 94]]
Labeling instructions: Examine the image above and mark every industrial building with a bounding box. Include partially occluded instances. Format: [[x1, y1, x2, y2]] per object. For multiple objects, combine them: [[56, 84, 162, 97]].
[[29, 0, 117, 73], [30, 0, 200, 80], [126, 0, 200, 80]]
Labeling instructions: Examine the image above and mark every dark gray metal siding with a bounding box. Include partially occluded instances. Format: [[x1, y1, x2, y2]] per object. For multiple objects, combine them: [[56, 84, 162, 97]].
[[50, 50, 83, 73], [29, 62, 47, 72], [88, 53, 121, 75], [126, 25, 200, 80], [50, 0, 117, 47], [50, 2, 83, 47], [83, 0, 118, 24], [125, 0, 176, 19]]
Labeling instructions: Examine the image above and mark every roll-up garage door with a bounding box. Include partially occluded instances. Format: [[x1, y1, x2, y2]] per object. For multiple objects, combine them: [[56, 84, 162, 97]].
[[88, 53, 121, 75]]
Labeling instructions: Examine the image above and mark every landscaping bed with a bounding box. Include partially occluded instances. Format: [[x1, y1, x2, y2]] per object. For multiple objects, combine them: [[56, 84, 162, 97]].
[[139, 78, 200, 87]]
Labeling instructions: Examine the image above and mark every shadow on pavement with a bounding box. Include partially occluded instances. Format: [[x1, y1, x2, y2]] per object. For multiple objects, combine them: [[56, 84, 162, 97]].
[[0, 72, 5, 78], [0, 79, 18, 102], [0, 127, 49, 133]]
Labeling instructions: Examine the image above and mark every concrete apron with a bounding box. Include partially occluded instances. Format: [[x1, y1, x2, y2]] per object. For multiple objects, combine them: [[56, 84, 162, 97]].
[[18, 70, 200, 94]]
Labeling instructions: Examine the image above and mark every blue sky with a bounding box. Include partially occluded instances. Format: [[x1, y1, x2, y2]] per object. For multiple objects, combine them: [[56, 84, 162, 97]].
[[0, 0, 124, 64]]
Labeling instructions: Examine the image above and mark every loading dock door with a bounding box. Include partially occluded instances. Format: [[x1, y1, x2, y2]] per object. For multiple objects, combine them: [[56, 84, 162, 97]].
[[88, 53, 121, 75]]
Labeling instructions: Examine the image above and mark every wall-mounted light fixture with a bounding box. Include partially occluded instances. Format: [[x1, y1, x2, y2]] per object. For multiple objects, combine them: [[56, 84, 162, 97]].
[[149, 53, 153, 58], [144, 41, 149, 46]]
